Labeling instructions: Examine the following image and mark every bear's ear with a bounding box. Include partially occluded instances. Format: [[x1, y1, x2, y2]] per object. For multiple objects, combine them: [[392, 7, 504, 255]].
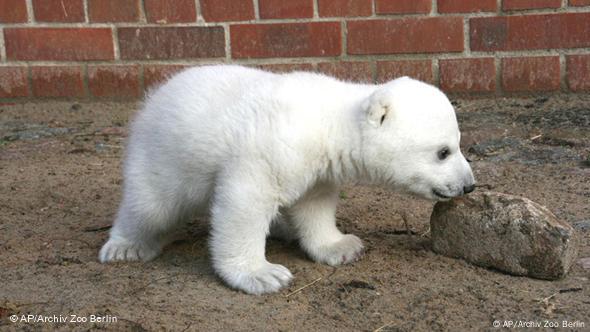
[[364, 91, 392, 128]]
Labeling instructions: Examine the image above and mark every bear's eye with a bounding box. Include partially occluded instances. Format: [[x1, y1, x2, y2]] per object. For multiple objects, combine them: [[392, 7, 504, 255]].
[[437, 147, 450, 160]]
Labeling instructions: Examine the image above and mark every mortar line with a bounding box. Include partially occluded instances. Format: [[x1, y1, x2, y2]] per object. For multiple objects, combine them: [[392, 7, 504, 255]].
[[463, 16, 470, 55], [82, 63, 90, 98], [313, 0, 319, 18], [495, 56, 502, 94], [224, 23, 231, 62], [83, 0, 89, 23], [2, 47, 587, 68], [138, 62, 146, 95], [2, 7, 590, 29], [0, 28, 5, 62], [139, 0, 148, 23], [25, 0, 34, 23], [195, 0, 205, 23], [253, 0, 260, 20], [340, 20, 347, 57], [26, 65, 33, 97], [1, 86, 589, 103], [559, 53, 567, 92], [112, 26, 120, 60], [433, 58, 440, 87]]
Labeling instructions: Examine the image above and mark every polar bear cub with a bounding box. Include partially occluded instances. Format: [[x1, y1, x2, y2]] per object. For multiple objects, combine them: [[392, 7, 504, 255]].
[[99, 65, 475, 295]]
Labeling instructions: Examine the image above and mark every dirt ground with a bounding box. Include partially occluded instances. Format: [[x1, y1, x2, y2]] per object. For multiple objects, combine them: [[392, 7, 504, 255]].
[[1, 95, 589, 331]]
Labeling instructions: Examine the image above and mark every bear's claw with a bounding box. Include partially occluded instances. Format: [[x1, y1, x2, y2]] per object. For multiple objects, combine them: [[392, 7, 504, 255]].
[[219, 262, 293, 295], [99, 237, 160, 263], [310, 234, 365, 266]]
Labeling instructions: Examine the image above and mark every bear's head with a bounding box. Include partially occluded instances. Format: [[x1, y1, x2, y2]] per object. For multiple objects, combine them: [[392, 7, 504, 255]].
[[359, 76, 475, 201]]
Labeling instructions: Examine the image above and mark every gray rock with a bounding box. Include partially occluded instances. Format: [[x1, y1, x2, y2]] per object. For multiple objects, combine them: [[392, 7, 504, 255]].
[[572, 220, 590, 232], [430, 191, 579, 280]]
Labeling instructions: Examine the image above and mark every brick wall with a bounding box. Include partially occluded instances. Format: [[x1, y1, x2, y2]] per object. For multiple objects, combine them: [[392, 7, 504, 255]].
[[1, 0, 589, 100]]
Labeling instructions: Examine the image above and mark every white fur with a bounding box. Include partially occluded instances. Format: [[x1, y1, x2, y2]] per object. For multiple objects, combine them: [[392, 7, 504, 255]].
[[99, 65, 474, 295]]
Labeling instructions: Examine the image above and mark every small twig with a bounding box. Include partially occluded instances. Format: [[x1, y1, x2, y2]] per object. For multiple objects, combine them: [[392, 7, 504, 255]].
[[384, 229, 418, 236], [191, 242, 200, 255], [68, 148, 95, 154], [181, 323, 193, 332], [559, 287, 582, 294], [340, 284, 350, 295], [83, 225, 112, 232], [48, 237, 91, 248], [98, 144, 122, 149], [75, 120, 94, 125], [537, 293, 557, 303], [127, 275, 178, 296], [13, 301, 52, 308], [325, 267, 338, 280], [400, 212, 411, 236], [374, 321, 396, 332], [72, 133, 97, 138], [285, 277, 322, 298], [530, 134, 543, 141], [420, 227, 431, 238], [117, 318, 146, 329]]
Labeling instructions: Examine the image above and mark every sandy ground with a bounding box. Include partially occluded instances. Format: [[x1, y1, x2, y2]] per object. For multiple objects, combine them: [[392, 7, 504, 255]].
[[0, 95, 589, 331]]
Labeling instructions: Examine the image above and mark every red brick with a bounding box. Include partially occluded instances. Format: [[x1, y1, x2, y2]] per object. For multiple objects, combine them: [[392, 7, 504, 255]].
[[88, 0, 139, 22], [33, 0, 84, 22], [0, 67, 29, 98], [348, 17, 463, 55], [318, 0, 372, 17], [118, 27, 225, 60], [376, 0, 431, 14], [501, 57, 560, 92], [143, 65, 188, 89], [88, 66, 140, 98], [376, 60, 433, 83], [471, 13, 590, 51], [437, 0, 497, 13], [31, 66, 85, 98], [231, 22, 341, 58], [440, 58, 495, 93], [5, 28, 114, 61], [201, 0, 254, 22], [570, 0, 590, 6], [257, 63, 314, 73], [317, 62, 373, 82], [144, 0, 196, 23], [259, 0, 313, 19], [503, 0, 561, 10], [566, 55, 590, 91], [0, 0, 27, 23]]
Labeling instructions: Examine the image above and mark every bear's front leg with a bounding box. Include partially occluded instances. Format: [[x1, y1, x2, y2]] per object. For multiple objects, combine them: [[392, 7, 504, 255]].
[[209, 171, 292, 295], [289, 184, 364, 266]]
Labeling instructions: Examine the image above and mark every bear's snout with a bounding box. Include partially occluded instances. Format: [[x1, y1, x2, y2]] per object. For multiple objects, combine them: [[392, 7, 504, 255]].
[[463, 184, 475, 194]]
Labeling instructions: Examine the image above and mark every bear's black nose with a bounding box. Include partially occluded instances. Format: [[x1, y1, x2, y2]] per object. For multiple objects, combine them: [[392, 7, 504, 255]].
[[463, 184, 475, 194]]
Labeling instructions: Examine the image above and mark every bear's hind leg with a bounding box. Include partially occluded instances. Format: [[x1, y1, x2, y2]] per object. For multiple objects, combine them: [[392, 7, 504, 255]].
[[289, 184, 364, 266], [99, 192, 186, 263], [269, 213, 299, 243]]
